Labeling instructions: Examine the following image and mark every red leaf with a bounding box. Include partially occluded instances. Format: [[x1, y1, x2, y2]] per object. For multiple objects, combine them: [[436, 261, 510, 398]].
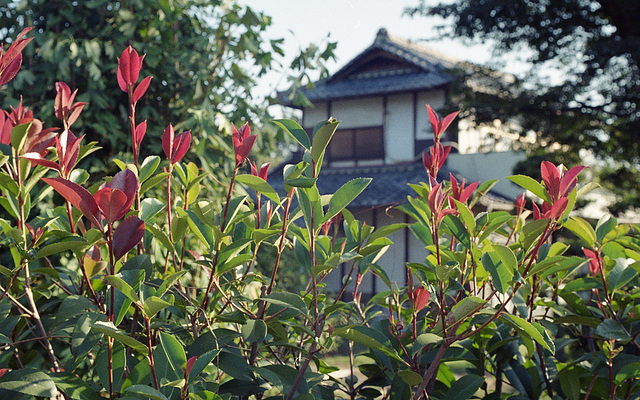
[[135, 121, 147, 148], [104, 169, 137, 214], [439, 111, 460, 136], [0, 27, 33, 71], [0, 53, 22, 86], [171, 130, 191, 164], [54, 82, 72, 121], [133, 76, 152, 103], [540, 161, 561, 200], [162, 124, 174, 160], [59, 132, 83, 176], [42, 177, 101, 230], [94, 187, 129, 224], [117, 46, 144, 92], [21, 152, 61, 172], [185, 356, 197, 378], [549, 197, 568, 220], [413, 287, 430, 311], [116, 62, 127, 92], [559, 165, 586, 198], [112, 216, 145, 261]]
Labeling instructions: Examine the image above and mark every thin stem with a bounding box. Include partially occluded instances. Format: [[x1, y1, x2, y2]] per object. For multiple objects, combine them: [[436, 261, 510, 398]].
[[164, 164, 174, 274], [65, 200, 75, 234], [607, 348, 616, 400], [145, 317, 159, 390], [22, 264, 60, 371], [414, 340, 450, 400], [266, 188, 294, 296], [200, 167, 238, 312], [107, 222, 116, 400]]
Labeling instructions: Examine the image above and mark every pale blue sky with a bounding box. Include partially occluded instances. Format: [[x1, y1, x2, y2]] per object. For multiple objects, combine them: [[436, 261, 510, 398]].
[[246, 1, 492, 99]]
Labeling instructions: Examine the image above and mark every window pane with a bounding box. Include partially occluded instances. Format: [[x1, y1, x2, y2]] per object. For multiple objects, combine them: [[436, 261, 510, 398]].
[[355, 127, 384, 159], [329, 130, 354, 160]]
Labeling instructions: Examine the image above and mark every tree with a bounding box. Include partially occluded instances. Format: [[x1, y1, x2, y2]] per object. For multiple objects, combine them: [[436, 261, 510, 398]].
[[0, 0, 335, 197], [406, 0, 640, 213]]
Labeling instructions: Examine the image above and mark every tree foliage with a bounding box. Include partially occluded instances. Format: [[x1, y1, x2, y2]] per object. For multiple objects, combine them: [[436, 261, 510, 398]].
[[406, 0, 640, 212], [0, 0, 335, 195]]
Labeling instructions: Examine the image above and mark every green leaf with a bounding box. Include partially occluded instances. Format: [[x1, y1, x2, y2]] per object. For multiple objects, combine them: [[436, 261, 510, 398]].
[[241, 319, 267, 343], [444, 375, 484, 400], [155, 270, 188, 298], [501, 314, 555, 353], [139, 155, 161, 184], [124, 384, 169, 400], [481, 244, 516, 293], [507, 175, 551, 203], [91, 321, 147, 352], [528, 256, 585, 279], [521, 218, 550, 251], [452, 198, 476, 234], [143, 296, 173, 318], [262, 292, 308, 315], [334, 325, 402, 362], [183, 210, 213, 250], [433, 296, 486, 334], [36, 236, 89, 259], [311, 118, 340, 164], [217, 350, 253, 381], [146, 224, 175, 254], [273, 119, 310, 150], [155, 331, 187, 382], [398, 370, 423, 386], [368, 223, 409, 244], [322, 178, 371, 224], [558, 366, 581, 400], [51, 372, 101, 400], [104, 275, 140, 304], [595, 215, 617, 243], [140, 172, 170, 195], [10, 122, 32, 154], [595, 319, 630, 341], [616, 362, 640, 384], [0, 369, 56, 398], [188, 349, 220, 382], [563, 216, 596, 248], [443, 214, 471, 250], [140, 198, 166, 221], [609, 258, 637, 290], [285, 176, 317, 188], [235, 173, 281, 203]]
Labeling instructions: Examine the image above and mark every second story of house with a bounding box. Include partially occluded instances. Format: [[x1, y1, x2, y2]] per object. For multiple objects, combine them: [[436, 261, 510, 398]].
[[277, 28, 527, 203], [282, 28, 459, 168]]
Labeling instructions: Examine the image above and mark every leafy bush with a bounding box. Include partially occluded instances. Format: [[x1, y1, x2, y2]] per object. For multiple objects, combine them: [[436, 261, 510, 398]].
[[0, 27, 639, 400]]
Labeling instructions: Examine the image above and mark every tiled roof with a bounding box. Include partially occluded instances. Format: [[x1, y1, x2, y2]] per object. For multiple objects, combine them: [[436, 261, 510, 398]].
[[267, 160, 516, 210], [268, 161, 439, 208], [294, 71, 452, 104], [279, 29, 456, 107], [316, 162, 431, 207]]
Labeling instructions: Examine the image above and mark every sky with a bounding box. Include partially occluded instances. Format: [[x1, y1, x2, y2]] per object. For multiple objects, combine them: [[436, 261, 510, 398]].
[[245, 0, 492, 100]]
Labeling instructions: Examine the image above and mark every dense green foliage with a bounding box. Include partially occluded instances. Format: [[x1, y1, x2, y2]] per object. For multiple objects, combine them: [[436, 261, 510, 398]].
[[406, 0, 640, 212], [1, 24, 640, 400], [0, 0, 335, 196]]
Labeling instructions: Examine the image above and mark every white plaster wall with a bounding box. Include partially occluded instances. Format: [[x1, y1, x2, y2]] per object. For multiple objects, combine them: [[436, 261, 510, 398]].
[[385, 94, 415, 163], [416, 90, 447, 140], [302, 102, 328, 128], [332, 97, 384, 129], [447, 151, 527, 200]]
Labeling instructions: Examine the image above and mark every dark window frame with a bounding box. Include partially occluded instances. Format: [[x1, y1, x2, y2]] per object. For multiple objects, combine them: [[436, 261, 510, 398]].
[[325, 126, 384, 163]]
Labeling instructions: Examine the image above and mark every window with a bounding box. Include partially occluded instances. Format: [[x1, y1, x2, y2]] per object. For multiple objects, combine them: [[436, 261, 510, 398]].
[[327, 126, 384, 162]]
